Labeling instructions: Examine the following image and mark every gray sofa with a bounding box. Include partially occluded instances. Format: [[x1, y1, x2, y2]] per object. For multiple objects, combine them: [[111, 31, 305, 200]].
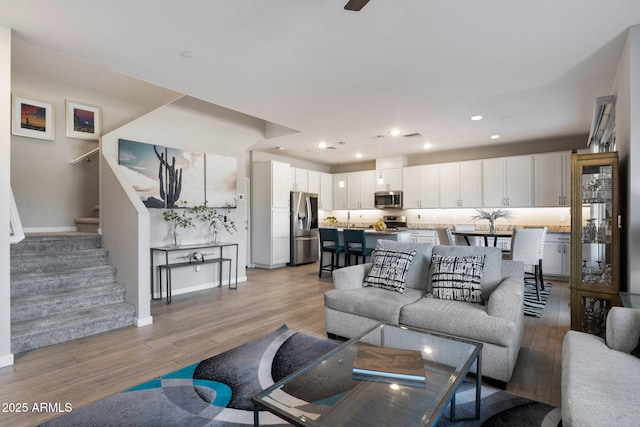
[[561, 307, 640, 427], [324, 240, 525, 384]]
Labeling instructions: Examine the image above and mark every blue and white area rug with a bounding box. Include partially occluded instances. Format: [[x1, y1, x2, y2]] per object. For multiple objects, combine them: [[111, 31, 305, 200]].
[[41, 325, 560, 426], [524, 281, 553, 318]]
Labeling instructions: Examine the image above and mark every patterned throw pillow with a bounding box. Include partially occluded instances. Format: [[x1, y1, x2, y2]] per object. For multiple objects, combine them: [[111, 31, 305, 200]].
[[430, 254, 486, 303], [363, 249, 417, 294]]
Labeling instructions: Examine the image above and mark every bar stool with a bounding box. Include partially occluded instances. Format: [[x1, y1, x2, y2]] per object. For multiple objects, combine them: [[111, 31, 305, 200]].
[[506, 227, 547, 301], [319, 228, 345, 277], [343, 229, 374, 266]]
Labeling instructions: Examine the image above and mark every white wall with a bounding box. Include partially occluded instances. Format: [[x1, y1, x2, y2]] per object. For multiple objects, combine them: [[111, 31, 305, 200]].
[[0, 26, 13, 367], [11, 39, 180, 230], [102, 96, 265, 302], [612, 25, 640, 293]]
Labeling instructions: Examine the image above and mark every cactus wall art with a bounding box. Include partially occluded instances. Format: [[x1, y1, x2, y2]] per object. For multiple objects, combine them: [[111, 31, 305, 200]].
[[117, 139, 237, 209]]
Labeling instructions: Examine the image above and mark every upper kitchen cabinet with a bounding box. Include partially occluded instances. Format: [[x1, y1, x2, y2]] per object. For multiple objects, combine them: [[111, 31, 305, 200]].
[[289, 167, 308, 192], [439, 160, 482, 208], [402, 165, 438, 209], [319, 172, 333, 210], [333, 173, 347, 210], [347, 170, 375, 209], [535, 151, 571, 207], [374, 168, 403, 192], [482, 155, 533, 207], [307, 170, 320, 194]]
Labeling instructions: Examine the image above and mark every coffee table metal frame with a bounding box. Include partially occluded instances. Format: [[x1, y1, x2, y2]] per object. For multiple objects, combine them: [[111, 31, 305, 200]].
[[252, 323, 482, 427]]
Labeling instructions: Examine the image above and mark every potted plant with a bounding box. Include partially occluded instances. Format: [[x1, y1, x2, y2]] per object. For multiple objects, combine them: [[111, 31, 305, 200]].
[[470, 208, 514, 233], [162, 208, 194, 247], [191, 202, 236, 243], [325, 216, 338, 226]]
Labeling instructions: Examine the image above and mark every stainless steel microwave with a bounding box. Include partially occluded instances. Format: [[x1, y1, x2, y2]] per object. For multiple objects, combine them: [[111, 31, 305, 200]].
[[374, 191, 403, 209]]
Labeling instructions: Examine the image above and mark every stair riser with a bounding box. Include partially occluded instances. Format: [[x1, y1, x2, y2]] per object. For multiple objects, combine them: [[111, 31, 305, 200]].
[[11, 267, 117, 298], [11, 287, 125, 322], [11, 252, 109, 274], [11, 311, 134, 354], [11, 235, 102, 254]]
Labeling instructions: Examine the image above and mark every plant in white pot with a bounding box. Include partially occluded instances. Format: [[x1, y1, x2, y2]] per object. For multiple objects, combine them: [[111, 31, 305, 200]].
[[191, 202, 236, 243], [470, 208, 514, 233]]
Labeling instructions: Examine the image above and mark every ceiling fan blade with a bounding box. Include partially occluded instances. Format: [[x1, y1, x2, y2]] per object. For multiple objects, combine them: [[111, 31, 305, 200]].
[[344, 0, 370, 11]]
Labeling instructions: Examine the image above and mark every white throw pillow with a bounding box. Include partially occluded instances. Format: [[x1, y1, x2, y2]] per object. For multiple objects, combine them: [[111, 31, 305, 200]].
[[430, 254, 486, 303], [363, 249, 417, 294]]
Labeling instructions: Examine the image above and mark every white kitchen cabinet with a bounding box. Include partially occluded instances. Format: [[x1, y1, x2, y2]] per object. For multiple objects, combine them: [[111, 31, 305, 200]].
[[289, 167, 308, 192], [534, 151, 571, 207], [482, 155, 533, 207], [319, 172, 333, 210], [374, 168, 403, 192], [410, 229, 438, 245], [347, 171, 375, 209], [307, 170, 320, 195], [402, 165, 438, 208], [439, 161, 481, 207], [251, 161, 291, 268], [543, 233, 571, 278], [333, 173, 347, 210]]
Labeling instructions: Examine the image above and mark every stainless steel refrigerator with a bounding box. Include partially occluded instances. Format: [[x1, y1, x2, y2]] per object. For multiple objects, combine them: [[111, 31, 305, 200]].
[[289, 191, 319, 266]]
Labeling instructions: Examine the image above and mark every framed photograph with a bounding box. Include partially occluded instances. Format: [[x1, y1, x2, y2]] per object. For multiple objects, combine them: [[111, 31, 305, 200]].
[[12, 95, 55, 140], [66, 100, 101, 140]]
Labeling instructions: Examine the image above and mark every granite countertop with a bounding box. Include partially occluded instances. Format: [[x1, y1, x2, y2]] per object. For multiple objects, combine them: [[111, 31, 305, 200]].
[[334, 227, 410, 235], [404, 223, 571, 233]]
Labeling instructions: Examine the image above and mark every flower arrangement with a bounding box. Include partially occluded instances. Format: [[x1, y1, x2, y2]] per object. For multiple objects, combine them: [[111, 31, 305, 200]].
[[325, 216, 338, 226], [191, 202, 236, 242], [162, 208, 194, 246], [470, 208, 514, 233]]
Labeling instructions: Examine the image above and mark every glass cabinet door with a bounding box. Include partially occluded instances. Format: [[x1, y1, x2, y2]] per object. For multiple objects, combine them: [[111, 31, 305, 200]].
[[571, 152, 619, 337]]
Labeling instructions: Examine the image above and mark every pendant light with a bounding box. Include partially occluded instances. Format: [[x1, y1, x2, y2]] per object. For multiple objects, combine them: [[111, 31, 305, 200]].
[[377, 139, 384, 186]]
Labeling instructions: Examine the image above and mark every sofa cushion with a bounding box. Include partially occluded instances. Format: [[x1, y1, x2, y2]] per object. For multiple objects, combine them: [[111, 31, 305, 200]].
[[632, 335, 640, 359], [432, 245, 503, 298], [400, 296, 515, 347], [430, 254, 485, 303], [325, 287, 423, 325], [363, 249, 417, 294], [374, 240, 433, 292]]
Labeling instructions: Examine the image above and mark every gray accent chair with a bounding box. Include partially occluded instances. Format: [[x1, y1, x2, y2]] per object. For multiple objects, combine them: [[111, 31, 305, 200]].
[[561, 307, 640, 426], [325, 240, 525, 385]]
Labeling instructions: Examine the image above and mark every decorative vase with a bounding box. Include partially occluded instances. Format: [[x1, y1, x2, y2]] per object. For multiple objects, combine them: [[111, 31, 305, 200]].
[[208, 228, 221, 244], [168, 230, 182, 247], [489, 219, 496, 234]]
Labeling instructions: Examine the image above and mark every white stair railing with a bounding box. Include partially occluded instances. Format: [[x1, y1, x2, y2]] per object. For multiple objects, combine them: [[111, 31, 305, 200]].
[[70, 146, 100, 165], [10, 187, 25, 244]]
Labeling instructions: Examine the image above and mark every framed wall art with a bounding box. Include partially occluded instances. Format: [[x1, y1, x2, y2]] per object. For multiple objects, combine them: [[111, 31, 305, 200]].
[[66, 99, 101, 140], [12, 95, 55, 140]]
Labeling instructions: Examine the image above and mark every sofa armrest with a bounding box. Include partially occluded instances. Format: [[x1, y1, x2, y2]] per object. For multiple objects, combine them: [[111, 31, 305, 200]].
[[486, 275, 525, 323], [331, 263, 372, 291], [606, 307, 640, 353]]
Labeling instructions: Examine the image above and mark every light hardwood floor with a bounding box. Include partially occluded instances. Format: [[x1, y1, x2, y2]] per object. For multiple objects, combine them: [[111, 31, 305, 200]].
[[0, 263, 570, 426]]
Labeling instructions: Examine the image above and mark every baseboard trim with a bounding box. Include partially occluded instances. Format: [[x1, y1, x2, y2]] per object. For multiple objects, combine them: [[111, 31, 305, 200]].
[[23, 226, 78, 233], [134, 316, 153, 327], [0, 352, 14, 368]]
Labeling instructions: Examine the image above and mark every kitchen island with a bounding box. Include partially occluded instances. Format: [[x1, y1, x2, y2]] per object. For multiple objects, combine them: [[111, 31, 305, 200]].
[[325, 228, 411, 266]]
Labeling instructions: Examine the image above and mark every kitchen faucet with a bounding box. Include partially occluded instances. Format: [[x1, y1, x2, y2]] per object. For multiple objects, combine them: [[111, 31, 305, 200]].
[[347, 211, 351, 229]]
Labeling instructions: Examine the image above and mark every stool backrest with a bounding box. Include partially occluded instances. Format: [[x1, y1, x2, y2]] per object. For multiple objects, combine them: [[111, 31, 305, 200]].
[[436, 227, 455, 245], [510, 227, 547, 265], [343, 229, 366, 250], [319, 227, 340, 248]]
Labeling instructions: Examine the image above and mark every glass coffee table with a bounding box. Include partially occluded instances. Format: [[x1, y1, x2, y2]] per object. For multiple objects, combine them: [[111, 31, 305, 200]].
[[252, 323, 482, 426]]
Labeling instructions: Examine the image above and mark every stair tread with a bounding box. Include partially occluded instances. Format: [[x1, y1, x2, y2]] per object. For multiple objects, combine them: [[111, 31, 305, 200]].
[[74, 217, 99, 223], [11, 303, 135, 334], [12, 283, 125, 304], [12, 247, 107, 257], [11, 264, 116, 280]]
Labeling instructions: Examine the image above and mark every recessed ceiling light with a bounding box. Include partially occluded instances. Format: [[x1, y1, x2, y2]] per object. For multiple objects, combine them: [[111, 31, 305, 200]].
[[423, 143, 432, 150], [275, 146, 286, 150], [355, 153, 363, 158], [390, 129, 401, 137], [490, 134, 501, 140], [470, 115, 483, 121], [180, 50, 194, 58], [318, 142, 327, 149]]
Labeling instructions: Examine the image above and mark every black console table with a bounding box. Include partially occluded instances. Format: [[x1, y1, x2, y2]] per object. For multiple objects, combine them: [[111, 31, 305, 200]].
[[150, 242, 239, 304]]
